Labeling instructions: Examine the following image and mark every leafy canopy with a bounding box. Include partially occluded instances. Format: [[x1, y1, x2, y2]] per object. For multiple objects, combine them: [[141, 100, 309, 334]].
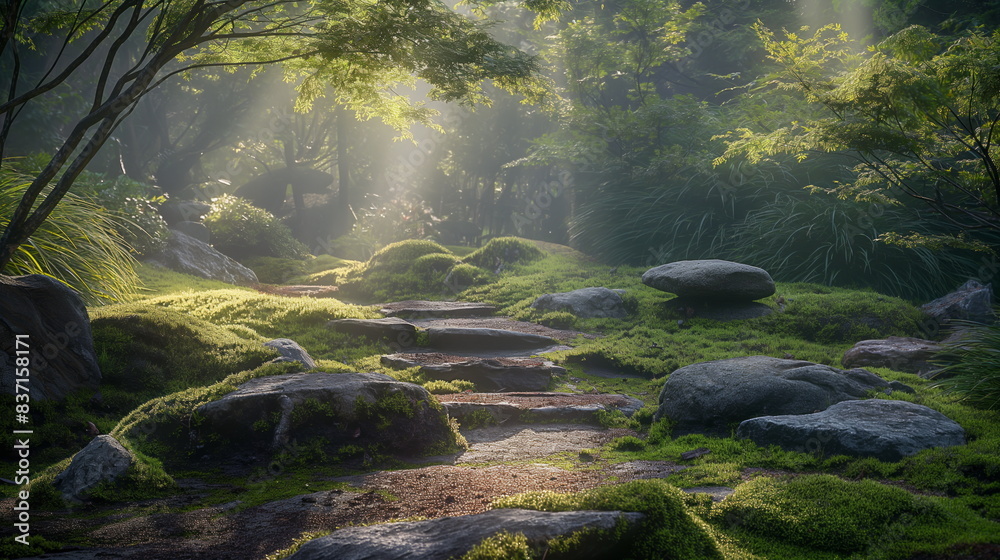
[[716, 23, 1000, 252]]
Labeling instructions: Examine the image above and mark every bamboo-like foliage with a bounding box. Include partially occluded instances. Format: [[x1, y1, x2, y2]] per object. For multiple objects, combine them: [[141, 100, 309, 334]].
[[931, 319, 1000, 410], [0, 169, 139, 304]]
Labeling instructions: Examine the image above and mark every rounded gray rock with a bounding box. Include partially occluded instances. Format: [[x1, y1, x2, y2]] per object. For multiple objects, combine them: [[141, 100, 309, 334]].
[[654, 356, 891, 436], [53, 435, 134, 502], [642, 259, 775, 301], [736, 399, 966, 462]]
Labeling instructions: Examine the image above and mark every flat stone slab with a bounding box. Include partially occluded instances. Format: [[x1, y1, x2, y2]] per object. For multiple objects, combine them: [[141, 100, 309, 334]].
[[427, 327, 558, 352], [457, 424, 632, 463], [379, 300, 497, 318], [642, 259, 775, 301], [737, 399, 966, 462], [841, 336, 942, 376], [287, 508, 645, 560], [607, 461, 689, 481], [258, 285, 340, 298], [655, 356, 892, 437], [382, 353, 557, 392], [437, 392, 646, 425], [328, 317, 419, 346], [531, 287, 628, 318]]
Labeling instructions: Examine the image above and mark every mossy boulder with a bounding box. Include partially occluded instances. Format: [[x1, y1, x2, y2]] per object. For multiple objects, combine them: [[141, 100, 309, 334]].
[[193, 372, 461, 462], [90, 305, 278, 413], [463, 237, 544, 271]]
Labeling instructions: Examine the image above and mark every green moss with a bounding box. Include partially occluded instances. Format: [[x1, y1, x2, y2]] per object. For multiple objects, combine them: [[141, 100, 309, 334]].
[[463, 237, 544, 270], [423, 379, 476, 394], [459, 531, 533, 560], [0, 534, 64, 559], [133, 262, 257, 298], [710, 475, 939, 554], [493, 480, 724, 560], [263, 531, 333, 560], [412, 252, 461, 278], [667, 463, 741, 488], [90, 304, 278, 413], [242, 256, 309, 284], [537, 311, 577, 329], [460, 408, 499, 429]]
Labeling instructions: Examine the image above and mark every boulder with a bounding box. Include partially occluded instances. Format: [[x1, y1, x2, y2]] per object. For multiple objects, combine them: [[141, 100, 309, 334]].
[[194, 372, 455, 459], [427, 327, 558, 352], [654, 356, 891, 436], [327, 317, 418, 348], [921, 279, 994, 325], [531, 287, 628, 318], [736, 399, 966, 462], [171, 220, 211, 243], [53, 435, 134, 502], [841, 336, 942, 376], [0, 274, 102, 401], [287, 508, 646, 560], [382, 353, 555, 392], [145, 230, 258, 286], [379, 300, 496, 319], [264, 339, 317, 369], [642, 260, 775, 301]]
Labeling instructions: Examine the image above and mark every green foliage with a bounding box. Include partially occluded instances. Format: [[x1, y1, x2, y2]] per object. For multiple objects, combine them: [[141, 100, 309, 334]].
[[203, 195, 309, 260], [0, 167, 140, 303], [717, 23, 1000, 249], [72, 172, 170, 258], [931, 319, 1000, 409], [423, 379, 477, 394], [610, 435, 646, 452], [493, 480, 724, 560], [0, 534, 64, 558], [666, 463, 741, 488]]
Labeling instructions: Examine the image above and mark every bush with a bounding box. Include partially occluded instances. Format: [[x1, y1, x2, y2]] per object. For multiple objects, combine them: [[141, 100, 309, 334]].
[[931, 319, 1000, 409], [0, 167, 140, 303], [368, 239, 451, 272], [538, 311, 577, 329], [203, 195, 309, 260]]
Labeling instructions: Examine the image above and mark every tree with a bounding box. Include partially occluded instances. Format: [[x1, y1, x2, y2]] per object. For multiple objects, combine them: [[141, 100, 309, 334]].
[[716, 23, 1000, 252], [0, 0, 554, 271]]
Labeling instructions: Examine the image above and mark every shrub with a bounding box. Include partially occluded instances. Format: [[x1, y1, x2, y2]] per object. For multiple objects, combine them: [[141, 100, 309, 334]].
[[538, 311, 577, 329], [203, 195, 309, 260], [931, 319, 1000, 409], [0, 167, 140, 303]]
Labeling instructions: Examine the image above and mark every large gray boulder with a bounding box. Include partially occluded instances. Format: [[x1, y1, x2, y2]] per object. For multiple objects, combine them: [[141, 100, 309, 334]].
[[194, 372, 455, 459], [287, 508, 646, 560], [642, 260, 775, 301], [921, 279, 994, 325], [145, 230, 258, 286], [0, 274, 102, 401], [531, 287, 628, 318], [427, 327, 557, 351], [53, 435, 134, 502], [841, 336, 941, 376], [736, 399, 966, 462], [654, 356, 891, 436], [264, 338, 317, 369]]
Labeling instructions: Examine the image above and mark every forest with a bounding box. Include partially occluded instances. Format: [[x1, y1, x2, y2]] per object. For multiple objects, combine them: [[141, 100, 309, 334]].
[[2, 0, 1000, 559]]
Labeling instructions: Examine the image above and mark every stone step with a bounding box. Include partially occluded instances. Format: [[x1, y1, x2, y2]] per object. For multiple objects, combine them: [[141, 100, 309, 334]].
[[382, 353, 559, 392], [427, 327, 558, 352], [379, 300, 497, 318], [437, 392, 645, 426]]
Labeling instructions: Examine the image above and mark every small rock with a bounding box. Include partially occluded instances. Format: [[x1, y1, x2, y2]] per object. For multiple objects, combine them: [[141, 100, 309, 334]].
[[264, 338, 317, 369], [531, 287, 627, 318], [680, 447, 711, 461], [54, 435, 134, 503], [379, 300, 496, 319], [144, 230, 258, 286], [842, 336, 942, 376]]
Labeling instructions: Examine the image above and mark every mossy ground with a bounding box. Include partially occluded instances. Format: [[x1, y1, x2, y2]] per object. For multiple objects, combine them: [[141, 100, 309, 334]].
[[3, 238, 998, 559]]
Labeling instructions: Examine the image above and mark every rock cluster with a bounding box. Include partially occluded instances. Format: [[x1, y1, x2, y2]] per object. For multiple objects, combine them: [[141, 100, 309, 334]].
[[531, 287, 628, 318]]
